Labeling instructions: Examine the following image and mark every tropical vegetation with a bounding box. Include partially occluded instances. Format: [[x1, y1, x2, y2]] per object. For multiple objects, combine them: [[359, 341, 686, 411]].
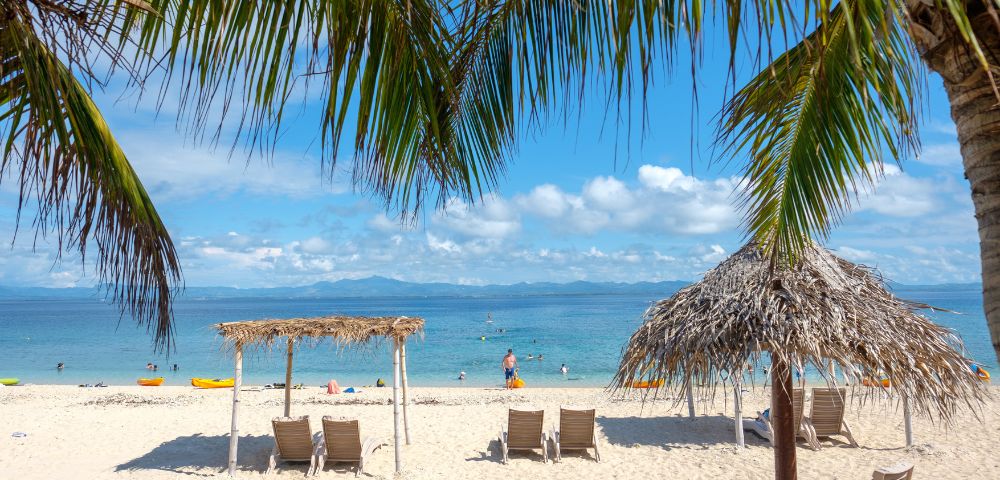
[[4, 2, 1000, 478]]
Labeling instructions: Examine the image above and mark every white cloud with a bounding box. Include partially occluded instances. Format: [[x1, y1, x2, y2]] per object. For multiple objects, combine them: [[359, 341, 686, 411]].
[[916, 143, 962, 167], [432, 197, 521, 239], [515, 164, 739, 236], [859, 165, 937, 217], [120, 133, 347, 201]]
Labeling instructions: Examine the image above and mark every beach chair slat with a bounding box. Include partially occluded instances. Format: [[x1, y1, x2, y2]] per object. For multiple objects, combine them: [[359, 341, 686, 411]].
[[322, 417, 363, 461], [507, 409, 544, 449], [272, 416, 315, 460]]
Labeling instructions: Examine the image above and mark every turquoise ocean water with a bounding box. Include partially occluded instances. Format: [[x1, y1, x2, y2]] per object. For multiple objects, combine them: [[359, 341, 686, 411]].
[[0, 285, 995, 387]]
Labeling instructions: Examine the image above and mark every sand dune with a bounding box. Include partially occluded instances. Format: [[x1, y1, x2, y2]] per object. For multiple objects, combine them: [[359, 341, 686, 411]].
[[1, 385, 997, 479]]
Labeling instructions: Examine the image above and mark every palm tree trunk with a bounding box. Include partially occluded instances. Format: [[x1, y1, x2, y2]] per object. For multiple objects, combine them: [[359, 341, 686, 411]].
[[771, 355, 796, 480], [909, 4, 1000, 362]]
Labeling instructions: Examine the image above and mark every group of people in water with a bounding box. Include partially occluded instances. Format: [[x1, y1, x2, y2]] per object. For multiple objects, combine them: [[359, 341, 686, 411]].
[[144, 363, 179, 372]]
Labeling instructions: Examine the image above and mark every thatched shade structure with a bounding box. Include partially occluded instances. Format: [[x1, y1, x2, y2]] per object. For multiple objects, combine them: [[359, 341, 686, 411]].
[[216, 315, 424, 476], [216, 315, 425, 348], [613, 242, 986, 477]]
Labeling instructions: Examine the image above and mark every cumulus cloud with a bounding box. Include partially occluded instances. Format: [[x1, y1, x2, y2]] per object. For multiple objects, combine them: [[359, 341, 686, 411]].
[[915, 143, 962, 167], [432, 197, 521, 239], [859, 165, 937, 217], [515, 165, 739, 236]]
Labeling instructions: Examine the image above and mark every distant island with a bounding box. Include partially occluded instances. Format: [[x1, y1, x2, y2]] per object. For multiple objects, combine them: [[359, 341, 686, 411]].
[[0, 276, 982, 301]]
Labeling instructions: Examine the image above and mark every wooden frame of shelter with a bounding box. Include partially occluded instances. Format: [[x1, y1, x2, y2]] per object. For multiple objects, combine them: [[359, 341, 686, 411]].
[[215, 315, 424, 476]]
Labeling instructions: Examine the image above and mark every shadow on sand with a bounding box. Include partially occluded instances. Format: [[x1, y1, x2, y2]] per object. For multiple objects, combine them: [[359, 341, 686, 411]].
[[598, 415, 769, 450], [115, 434, 274, 476]]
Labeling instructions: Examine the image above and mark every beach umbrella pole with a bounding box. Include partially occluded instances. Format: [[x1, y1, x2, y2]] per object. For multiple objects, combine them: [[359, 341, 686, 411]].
[[392, 340, 403, 473], [903, 394, 913, 447], [284, 338, 293, 417], [771, 355, 797, 480], [734, 379, 744, 447], [228, 346, 243, 476], [401, 340, 411, 444], [686, 380, 695, 420]]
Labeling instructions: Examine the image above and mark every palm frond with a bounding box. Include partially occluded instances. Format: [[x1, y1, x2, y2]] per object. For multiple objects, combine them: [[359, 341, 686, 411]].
[[716, 1, 921, 264], [1, 6, 181, 350]]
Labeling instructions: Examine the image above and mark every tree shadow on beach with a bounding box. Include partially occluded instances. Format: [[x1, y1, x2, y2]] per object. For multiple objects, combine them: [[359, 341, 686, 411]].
[[598, 415, 770, 451], [115, 433, 274, 476]]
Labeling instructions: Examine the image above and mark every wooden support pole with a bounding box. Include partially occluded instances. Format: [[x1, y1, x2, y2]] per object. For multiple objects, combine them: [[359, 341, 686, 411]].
[[284, 338, 293, 417], [734, 379, 745, 448], [903, 395, 913, 447], [228, 346, 243, 476], [392, 340, 403, 474], [400, 340, 412, 445], [686, 380, 695, 420], [772, 355, 797, 480]]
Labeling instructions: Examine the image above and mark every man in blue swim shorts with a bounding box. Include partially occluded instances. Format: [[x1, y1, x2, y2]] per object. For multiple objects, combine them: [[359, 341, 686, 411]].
[[501, 348, 518, 389]]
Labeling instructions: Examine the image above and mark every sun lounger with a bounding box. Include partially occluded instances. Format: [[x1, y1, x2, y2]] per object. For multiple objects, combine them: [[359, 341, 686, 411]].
[[742, 388, 813, 447], [314, 416, 381, 477], [267, 416, 319, 475], [802, 388, 859, 450], [873, 462, 914, 480], [499, 408, 548, 464], [550, 406, 601, 462]]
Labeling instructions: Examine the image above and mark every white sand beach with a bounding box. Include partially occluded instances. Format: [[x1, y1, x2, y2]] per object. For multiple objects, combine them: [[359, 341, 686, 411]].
[[1, 385, 998, 479]]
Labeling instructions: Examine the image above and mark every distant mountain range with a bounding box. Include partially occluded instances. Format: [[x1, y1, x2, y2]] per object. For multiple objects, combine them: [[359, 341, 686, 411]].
[[0, 276, 692, 300], [0, 276, 981, 301]]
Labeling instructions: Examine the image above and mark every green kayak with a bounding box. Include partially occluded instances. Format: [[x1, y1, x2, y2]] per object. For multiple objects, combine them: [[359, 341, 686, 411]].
[[0, 378, 20, 385]]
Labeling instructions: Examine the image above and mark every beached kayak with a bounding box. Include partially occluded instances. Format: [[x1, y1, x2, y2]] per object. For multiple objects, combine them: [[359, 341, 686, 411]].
[[191, 378, 234, 388], [137, 377, 164, 386], [0, 378, 20, 386], [631, 379, 664, 389]]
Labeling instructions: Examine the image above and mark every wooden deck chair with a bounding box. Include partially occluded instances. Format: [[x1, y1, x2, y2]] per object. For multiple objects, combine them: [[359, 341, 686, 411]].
[[802, 388, 859, 450], [315, 417, 381, 477], [747, 388, 813, 446], [872, 462, 914, 480], [499, 408, 548, 464], [550, 406, 601, 462], [267, 416, 318, 476]]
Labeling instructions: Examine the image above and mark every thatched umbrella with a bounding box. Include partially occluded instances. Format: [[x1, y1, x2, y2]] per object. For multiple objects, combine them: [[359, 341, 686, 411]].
[[613, 242, 986, 480]]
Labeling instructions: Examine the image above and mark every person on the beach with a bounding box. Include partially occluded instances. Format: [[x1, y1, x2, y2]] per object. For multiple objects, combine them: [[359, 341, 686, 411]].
[[458, 371, 466, 381], [153, 364, 158, 371], [172, 364, 178, 371], [56, 362, 64, 370], [560, 364, 568, 375], [537, 354, 543, 360], [146, 363, 153, 370], [502, 349, 517, 389], [526, 354, 533, 360]]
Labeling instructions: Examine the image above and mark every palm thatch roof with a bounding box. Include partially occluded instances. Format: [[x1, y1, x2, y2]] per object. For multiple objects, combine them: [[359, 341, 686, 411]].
[[215, 315, 424, 350], [613, 242, 986, 420]]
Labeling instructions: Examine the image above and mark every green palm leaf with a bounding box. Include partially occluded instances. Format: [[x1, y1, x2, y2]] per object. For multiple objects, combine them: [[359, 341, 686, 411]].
[[1, 9, 181, 349], [716, 1, 921, 264]]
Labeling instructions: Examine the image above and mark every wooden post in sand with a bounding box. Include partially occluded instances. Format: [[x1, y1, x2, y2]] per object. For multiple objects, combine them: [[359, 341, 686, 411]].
[[284, 338, 294, 417], [228, 346, 243, 476], [903, 394, 913, 447], [734, 378, 745, 448], [400, 339, 412, 445], [392, 340, 403, 473], [686, 380, 695, 420]]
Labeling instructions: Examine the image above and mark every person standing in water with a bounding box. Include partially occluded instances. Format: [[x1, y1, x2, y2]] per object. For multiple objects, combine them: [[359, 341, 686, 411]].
[[501, 349, 517, 389], [560, 364, 568, 375]]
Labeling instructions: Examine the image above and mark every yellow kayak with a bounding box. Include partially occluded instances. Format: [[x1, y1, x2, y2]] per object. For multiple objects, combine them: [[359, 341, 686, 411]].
[[191, 377, 234, 389], [137, 377, 164, 386]]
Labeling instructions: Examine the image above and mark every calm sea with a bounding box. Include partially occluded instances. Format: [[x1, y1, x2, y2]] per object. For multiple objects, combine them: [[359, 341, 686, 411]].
[[0, 285, 994, 387]]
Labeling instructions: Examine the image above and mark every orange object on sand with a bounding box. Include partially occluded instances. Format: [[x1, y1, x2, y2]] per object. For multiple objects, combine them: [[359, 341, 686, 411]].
[[327, 379, 341, 394], [137, 377, 164, 386], [631, 379, 664, 389], [511, 377, 526, 388]]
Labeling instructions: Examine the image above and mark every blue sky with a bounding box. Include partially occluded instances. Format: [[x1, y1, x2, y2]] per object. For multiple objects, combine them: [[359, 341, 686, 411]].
[[0, 35, 980, 288]]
